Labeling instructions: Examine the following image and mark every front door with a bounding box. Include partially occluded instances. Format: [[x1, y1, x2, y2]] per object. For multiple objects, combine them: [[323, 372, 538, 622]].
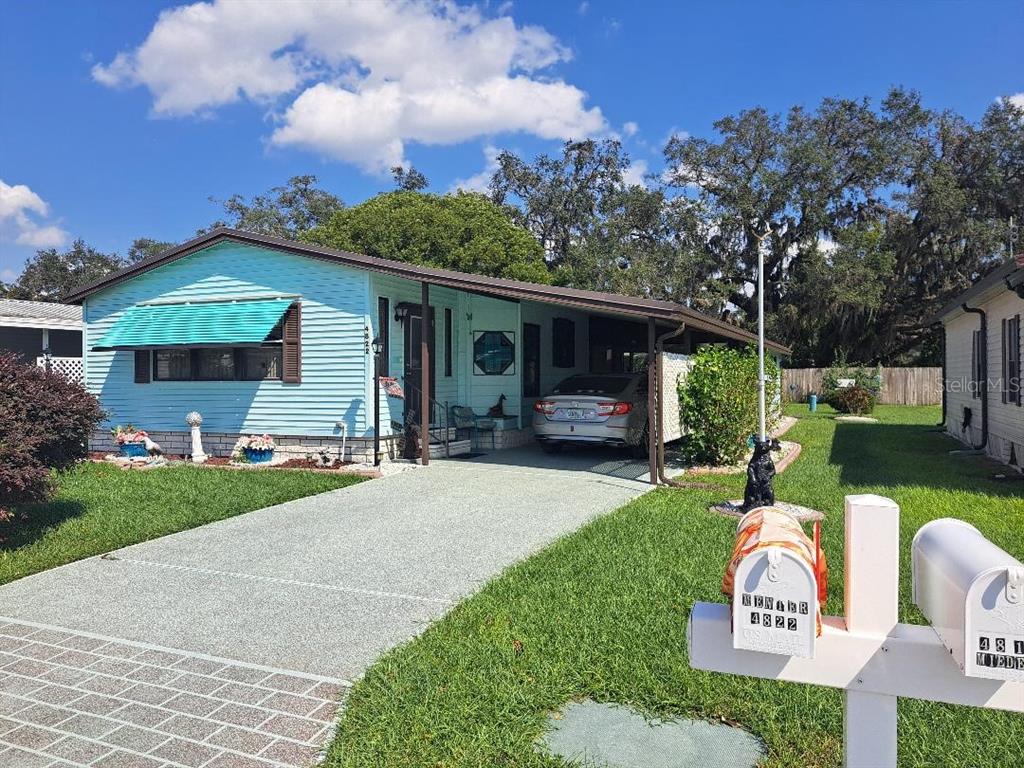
[[522, 322, 541, 425], [403, 307, 435, 423]]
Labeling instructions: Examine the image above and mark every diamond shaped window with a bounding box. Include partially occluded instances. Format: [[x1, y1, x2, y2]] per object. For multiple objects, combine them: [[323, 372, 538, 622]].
[[473, 331, 515, 375]]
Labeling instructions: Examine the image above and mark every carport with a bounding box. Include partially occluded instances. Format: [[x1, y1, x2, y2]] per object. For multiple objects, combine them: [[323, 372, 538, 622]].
[[387, 266, 791, 484]]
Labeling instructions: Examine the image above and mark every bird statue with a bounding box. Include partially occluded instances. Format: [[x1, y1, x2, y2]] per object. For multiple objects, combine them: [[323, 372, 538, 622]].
[[487, 394, 507, 418]]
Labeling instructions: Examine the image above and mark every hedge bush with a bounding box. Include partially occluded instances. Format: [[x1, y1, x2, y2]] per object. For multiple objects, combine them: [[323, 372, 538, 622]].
[[0, 352, 104, 517], [678, 345, 780, 466], [833, 385, 877, 415]]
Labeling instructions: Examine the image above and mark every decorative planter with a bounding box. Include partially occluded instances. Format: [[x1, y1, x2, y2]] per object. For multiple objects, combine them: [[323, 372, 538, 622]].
[[119, 442, 148, 458], [244, 448, 274, 464]]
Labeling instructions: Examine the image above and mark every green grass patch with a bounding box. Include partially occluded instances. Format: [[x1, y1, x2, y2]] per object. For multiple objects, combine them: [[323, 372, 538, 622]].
[[326, 405, 1024, 767], [0, 463, 366, 585]]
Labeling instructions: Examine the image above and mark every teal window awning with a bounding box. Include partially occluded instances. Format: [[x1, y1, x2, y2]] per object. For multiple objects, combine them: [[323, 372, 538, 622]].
[[93, 298, 294, 351]]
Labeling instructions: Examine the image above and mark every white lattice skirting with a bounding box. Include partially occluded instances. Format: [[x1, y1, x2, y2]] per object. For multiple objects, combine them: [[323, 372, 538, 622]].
[[37, 356, 83, 383]]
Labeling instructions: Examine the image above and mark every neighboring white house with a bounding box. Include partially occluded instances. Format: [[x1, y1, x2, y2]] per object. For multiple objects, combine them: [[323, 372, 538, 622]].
[[0, 298, 83, 380], [932, 258, 1023, 468]]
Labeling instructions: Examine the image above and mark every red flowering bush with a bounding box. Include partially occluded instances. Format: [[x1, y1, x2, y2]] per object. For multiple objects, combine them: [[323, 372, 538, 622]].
[[0, 352, 104, 517]]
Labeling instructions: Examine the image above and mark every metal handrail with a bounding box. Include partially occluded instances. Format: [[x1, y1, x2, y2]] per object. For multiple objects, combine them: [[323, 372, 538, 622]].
[[424, 395, 451, 458]]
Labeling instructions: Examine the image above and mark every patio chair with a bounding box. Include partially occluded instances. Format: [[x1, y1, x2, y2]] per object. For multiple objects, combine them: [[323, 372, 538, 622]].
[[451, 405, 496, 450]]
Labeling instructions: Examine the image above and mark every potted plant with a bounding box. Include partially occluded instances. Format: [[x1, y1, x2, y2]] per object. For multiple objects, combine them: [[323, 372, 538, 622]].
[[233, 434, 276, 464], [111, 424, 149, 458]]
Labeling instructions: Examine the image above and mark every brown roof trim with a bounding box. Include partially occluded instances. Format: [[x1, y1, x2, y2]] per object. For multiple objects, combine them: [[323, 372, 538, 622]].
[[927, 259, 1023, 324], [65, 228, 792, 354]]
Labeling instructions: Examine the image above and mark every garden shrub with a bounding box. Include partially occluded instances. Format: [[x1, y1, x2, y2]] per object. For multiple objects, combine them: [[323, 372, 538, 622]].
[[833, 385, 877, 415], [820, 357, 881, 406], [678, 345, 780, 466], [0, 352, 104, 517]]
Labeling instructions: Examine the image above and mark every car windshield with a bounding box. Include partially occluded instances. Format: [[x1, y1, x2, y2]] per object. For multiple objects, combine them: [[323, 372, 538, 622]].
[[551, 375, 634, 396]]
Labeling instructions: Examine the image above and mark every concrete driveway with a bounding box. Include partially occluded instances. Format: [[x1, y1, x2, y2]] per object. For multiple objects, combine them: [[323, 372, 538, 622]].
[[0, 446, 651, 680], [0, 447, 653, 767]]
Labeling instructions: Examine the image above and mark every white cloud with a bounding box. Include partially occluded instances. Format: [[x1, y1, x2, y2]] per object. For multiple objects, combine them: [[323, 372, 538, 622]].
[[93, 0, 607, 173], [621, 159, 649, 188], [1, 268, 17, 283], [0, 180, 69, 249], [1007, 93, 1024, 109], [622, 120, 639, 137], [449, 144, 501, 193]]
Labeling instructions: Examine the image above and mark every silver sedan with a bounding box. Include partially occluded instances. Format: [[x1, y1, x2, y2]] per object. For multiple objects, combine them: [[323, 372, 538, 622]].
[[532, 372, 649, 456]]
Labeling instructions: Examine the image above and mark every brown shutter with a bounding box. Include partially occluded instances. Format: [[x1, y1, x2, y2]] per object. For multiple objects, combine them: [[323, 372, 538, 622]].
[[134, 350, 150, 384], [282, 302, 302, 383], [1002, 318, 1009, 404], [1014, 315, 1022, 406]]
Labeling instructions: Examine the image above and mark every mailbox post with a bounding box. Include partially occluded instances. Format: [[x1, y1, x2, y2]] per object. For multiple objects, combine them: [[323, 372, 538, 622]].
[[689, 495, 1024, 768]]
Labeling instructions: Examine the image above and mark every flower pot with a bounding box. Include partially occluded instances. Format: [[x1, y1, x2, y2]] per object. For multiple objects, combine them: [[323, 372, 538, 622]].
[[244, 448, 274, 464], [119, 442, 148, 458]]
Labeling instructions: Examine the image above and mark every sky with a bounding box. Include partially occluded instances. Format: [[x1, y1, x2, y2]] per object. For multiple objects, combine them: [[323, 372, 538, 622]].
[[1, 0, 1022, 282]]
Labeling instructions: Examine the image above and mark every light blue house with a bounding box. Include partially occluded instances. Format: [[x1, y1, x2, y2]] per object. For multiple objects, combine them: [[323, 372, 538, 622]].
[[67, 229, 788, 466]]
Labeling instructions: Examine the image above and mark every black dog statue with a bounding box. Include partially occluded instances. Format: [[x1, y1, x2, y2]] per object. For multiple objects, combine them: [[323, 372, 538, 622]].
[[402, 414, 422, 460], [742, 437, 780, 511]]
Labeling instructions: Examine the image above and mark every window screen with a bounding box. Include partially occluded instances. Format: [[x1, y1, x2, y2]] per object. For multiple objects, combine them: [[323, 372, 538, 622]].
[[552, 318, 575, 368]]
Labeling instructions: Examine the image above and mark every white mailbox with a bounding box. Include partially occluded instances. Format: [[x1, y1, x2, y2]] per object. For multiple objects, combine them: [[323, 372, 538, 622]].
[[912, 518, 1024, 682], [732, 546, 818, 658]]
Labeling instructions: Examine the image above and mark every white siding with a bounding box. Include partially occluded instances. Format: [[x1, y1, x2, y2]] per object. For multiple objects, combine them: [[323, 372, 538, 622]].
[[943, 286, 1024, 465], [84, 242, 370, 437]]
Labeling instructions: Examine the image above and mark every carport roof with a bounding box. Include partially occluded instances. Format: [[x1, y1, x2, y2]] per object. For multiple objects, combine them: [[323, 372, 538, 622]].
[[66, 228, 791, 355]]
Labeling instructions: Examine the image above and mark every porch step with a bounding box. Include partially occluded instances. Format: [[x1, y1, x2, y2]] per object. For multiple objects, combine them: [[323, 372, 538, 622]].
[[429, 439, 472, 459]]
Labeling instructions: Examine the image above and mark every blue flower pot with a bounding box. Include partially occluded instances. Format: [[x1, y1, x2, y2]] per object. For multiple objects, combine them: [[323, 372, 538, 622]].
[[244, 448, 273, 464], [119, 443, 148, 458]]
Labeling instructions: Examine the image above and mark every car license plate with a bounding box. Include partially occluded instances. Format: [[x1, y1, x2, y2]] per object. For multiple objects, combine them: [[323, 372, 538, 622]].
[[564, 408, 584, 419]]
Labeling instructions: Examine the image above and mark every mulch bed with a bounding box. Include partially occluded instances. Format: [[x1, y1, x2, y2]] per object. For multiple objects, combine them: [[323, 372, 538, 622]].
[[276, 457, 354, 470], [686, 440, 801, 475]]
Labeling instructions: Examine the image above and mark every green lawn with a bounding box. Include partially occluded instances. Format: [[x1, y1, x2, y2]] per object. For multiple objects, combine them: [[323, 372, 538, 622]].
[[326, 405, 1024, 768], [0, 462, 366, 585]]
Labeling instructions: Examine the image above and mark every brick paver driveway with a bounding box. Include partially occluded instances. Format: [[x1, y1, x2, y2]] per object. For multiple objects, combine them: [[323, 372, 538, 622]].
[[0, 447, 651, 767], [0, 620, 344, 768]]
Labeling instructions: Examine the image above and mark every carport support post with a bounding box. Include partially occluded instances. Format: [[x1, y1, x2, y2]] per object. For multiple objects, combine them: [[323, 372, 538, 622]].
[[647, 317, 657, 485], [421, 281, 430, 465]]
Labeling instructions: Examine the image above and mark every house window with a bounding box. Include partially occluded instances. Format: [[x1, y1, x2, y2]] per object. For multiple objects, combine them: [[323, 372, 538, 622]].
[[1003, 315, 1021, 406], [152, 345, 283, 381], [552, 318, 575, 368], [240, 347, 282, 380], [154, 349, 192, 381], [473, 331, 515, 375], [444, 307, 453, 377], [195, 349, 235, 380], [139, 302, 298, 384], [377, 297, 390, 376]]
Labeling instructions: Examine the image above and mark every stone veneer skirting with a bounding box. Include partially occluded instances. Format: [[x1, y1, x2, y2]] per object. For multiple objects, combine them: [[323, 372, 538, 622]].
[[90, 430, 402, 463], [90, 425, 538, 463]]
